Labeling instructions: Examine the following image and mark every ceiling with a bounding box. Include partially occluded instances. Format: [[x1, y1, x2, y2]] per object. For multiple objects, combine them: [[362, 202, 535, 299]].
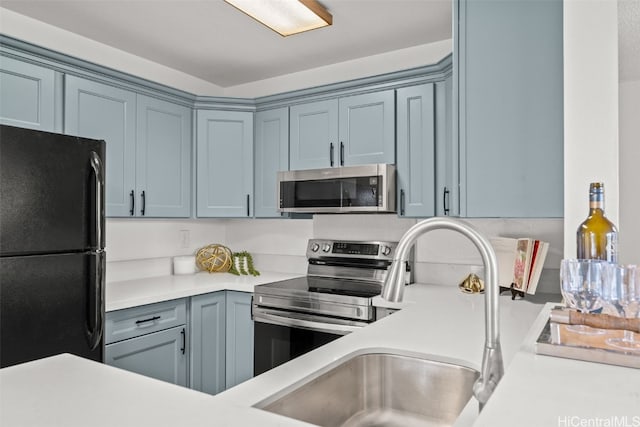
[[1, 0, 638, 86], [0, 0, 452, 87]]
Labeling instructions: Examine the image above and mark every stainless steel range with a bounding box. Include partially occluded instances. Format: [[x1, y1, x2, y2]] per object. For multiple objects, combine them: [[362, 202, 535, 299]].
[[252, 239, 410, 375]]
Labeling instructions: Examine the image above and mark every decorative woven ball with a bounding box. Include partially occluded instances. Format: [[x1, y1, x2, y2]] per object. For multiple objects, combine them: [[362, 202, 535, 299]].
[[196, 244, 232, 273]]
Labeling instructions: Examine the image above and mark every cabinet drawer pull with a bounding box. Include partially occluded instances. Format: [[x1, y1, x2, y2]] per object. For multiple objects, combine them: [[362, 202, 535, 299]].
[[330, 142, 334, 167], [135, 315, 160, 326], [129, 190, 135, 216], [180, 328, 186, 355], [443, 187, 450, 216], [140, 190, 146, 216]]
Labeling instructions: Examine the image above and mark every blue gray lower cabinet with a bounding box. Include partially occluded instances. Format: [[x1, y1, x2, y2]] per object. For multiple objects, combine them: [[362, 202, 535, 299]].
[[104, 325, 188, 386], [189, 291, 226, 395], [225, 291, 254, 389], [105, 299, 188, 386]]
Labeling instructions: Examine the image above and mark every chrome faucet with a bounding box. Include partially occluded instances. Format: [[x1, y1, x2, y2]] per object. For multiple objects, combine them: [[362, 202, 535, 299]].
[[381, 217, 503, 409]]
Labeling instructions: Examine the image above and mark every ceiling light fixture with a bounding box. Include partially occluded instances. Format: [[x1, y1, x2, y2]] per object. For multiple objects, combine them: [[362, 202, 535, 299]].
[[224, 0, 332, 37]]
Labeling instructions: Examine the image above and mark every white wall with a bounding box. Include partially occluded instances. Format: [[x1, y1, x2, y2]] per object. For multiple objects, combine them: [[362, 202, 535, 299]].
[[223, 40, 452, 98], [563, 0, 620, 259], [619, 79, 640, 264]]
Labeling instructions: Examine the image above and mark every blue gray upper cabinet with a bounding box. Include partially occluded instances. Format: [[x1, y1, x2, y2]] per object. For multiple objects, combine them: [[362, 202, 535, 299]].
[[196, 110, 254, 217], [455, 0, 563, 217], [396, 83, 436, 217], [290, 90, 395, 170], [435, 76, 459, 217], [338, 90, 395, 166], [136, 95, 191, 217], [0, 56, 57, 132], [65, 76, 191, 218], [254, 107, 289, 218], [289, 99, 338, 170], [64, 75, 136, 217]]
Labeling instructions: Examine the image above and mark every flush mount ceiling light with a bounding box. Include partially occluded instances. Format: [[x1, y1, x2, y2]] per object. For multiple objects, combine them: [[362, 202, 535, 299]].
[[224, 0, 333, 37]]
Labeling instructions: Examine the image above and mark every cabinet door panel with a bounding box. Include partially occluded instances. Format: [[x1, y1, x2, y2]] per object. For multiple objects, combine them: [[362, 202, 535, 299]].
[[225, 291, 254, 389], [190, 292, 226, 395], [137, 95, 191, 217], [457, 0, 563, 217], [290, 100, 338, 170], [196, 110, 253, 217], [396, 84, 435, 217], [0, 56, 56, 131], [64, 75, 136, 217], [105, 326, 187, 386], [339, 90, 395, 166], [435, 77, 459, 217], [255, 108, 288, 217]]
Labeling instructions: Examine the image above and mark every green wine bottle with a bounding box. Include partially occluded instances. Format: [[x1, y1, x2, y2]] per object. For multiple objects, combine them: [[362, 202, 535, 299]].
[[576, 182, 618, 262]]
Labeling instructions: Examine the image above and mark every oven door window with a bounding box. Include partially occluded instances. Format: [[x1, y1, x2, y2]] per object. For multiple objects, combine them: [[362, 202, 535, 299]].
[[254, 321, 340, 376], [280, 176, 380, 209]]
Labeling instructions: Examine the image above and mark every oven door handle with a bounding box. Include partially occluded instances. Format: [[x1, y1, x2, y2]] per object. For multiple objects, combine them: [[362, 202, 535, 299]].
[[252, 310, 362, 335]]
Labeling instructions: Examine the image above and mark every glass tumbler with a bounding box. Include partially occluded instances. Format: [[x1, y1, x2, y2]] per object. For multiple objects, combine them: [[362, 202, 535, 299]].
[[602, 264, 640, 352], [560, 259, 607, 334]]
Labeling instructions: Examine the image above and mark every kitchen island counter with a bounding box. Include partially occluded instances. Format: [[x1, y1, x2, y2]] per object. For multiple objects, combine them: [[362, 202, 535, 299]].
[[4, 283, 638, 427]]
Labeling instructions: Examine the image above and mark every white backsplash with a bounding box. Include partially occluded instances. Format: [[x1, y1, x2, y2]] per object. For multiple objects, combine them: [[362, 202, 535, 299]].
[[106, 215, 562, 294]]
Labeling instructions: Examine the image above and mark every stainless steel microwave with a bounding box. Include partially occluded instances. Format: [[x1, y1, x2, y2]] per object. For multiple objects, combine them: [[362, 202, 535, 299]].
[[277, 164, 396, 213]]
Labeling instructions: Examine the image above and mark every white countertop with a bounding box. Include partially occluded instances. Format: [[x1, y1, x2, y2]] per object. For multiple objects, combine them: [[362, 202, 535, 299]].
[[3, 275, 639, 427], [106, 271, 302, 312]]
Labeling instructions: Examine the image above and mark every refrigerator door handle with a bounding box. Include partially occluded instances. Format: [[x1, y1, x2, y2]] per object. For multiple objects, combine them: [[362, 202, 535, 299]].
[[89, 152, 105, 249], [86, 252, 105, 351]]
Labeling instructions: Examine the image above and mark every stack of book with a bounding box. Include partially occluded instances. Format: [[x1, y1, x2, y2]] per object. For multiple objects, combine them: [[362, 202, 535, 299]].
[[490, 237, 549, 295]]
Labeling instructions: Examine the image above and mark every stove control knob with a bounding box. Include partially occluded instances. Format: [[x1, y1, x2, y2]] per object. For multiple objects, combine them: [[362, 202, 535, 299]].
[[381, 245, 392, 256], [311, 243, 320, 252], [322, 243, 331, 253]]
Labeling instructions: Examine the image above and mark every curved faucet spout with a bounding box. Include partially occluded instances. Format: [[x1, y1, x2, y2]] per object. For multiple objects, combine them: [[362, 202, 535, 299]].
[[381, 217, 503, 409]]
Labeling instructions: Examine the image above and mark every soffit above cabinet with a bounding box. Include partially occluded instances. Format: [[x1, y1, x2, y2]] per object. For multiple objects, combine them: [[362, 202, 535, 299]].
[[0, 0, 452, 87]]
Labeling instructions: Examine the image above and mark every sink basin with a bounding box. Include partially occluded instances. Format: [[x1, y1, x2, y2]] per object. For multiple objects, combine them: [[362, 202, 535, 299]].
[[255, 350, 479, 427]]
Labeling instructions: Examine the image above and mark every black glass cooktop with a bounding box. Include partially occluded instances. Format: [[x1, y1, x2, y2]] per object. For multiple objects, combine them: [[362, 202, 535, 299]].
[[258, 276, 382, 299]]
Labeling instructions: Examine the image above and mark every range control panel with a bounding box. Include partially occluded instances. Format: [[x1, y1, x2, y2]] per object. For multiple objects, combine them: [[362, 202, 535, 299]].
[[306, 239, 397, 260]]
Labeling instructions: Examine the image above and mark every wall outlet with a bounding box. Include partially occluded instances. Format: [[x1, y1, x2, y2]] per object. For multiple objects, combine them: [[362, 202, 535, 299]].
[[179, 229, 190, 249]]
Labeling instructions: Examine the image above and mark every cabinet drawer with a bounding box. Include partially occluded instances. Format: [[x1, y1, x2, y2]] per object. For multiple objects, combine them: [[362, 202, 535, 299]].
[[105, 299, 186, 344]]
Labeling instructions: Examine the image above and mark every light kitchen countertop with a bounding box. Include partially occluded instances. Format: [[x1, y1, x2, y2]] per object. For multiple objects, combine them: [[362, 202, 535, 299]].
[[106, 271, 302, 312], [3, 275, 638, 426]]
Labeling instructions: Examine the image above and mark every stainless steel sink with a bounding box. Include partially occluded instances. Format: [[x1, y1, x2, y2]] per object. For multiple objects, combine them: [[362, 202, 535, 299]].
[[255, 351, 479, 427]]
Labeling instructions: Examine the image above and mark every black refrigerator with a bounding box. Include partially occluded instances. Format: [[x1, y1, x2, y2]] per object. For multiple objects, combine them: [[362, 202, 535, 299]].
[[0, 124, 106, 368]]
